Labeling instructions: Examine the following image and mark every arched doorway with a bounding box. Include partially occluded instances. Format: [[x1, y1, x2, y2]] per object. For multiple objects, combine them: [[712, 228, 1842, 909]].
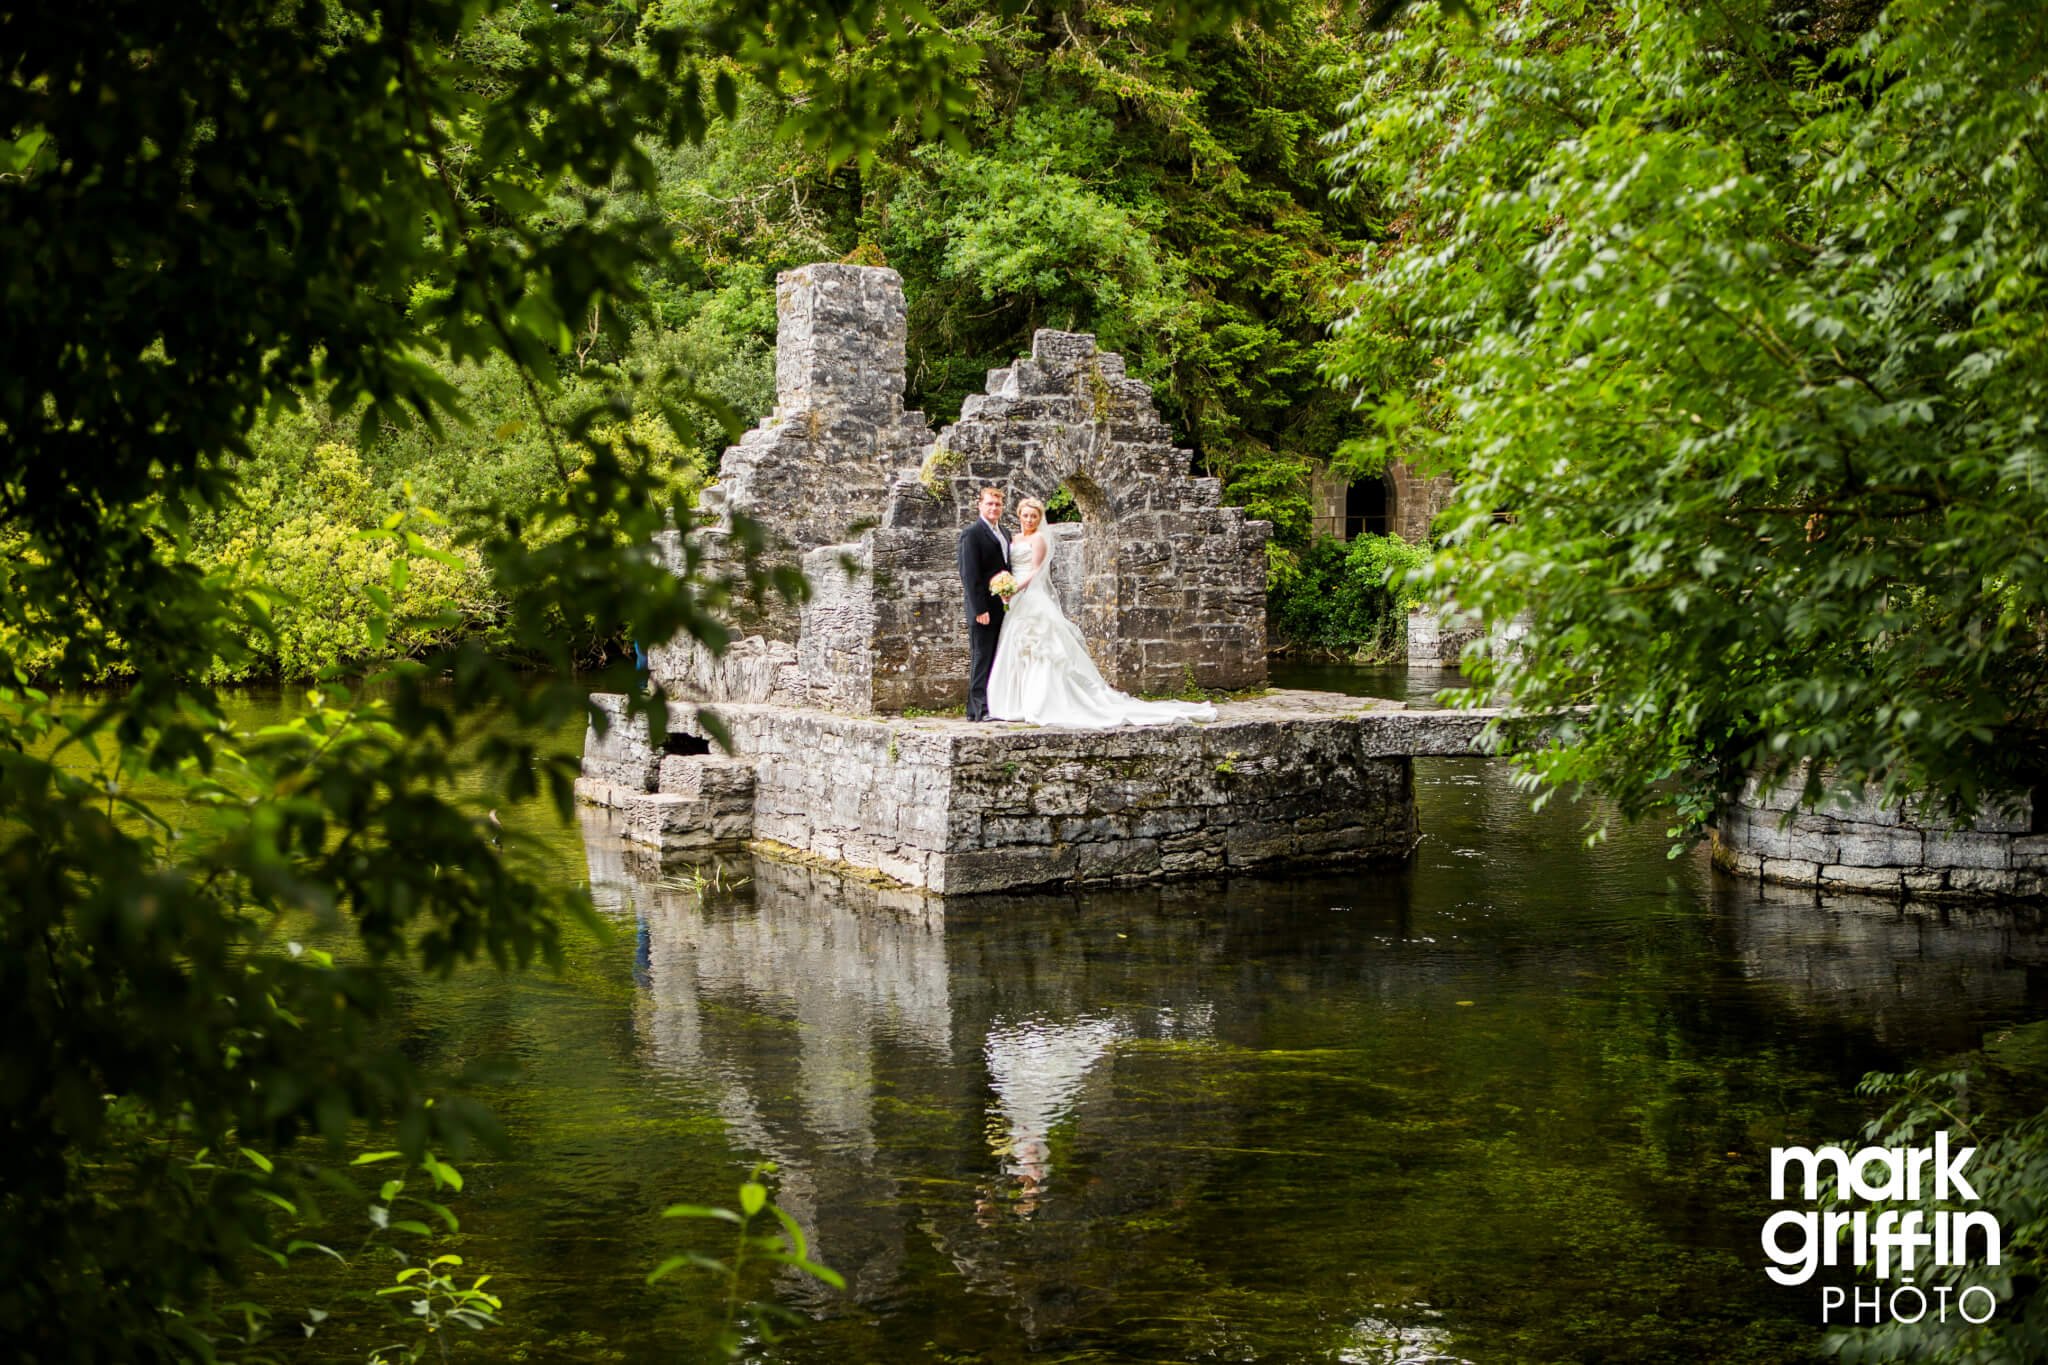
[[1039, 474, 1119, 679], [1344, 475, 1391, 539]]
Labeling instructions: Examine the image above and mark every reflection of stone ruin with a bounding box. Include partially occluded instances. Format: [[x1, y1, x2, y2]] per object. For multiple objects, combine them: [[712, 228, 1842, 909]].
[[653, 263, 1271, 713]]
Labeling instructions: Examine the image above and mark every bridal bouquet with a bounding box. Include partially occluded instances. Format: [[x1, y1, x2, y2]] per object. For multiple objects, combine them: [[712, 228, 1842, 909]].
[[989, 571, 1020, 603]]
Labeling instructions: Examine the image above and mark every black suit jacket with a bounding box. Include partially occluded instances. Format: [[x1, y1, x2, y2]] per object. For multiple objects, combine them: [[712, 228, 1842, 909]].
[[958, 519, 1009, 625]]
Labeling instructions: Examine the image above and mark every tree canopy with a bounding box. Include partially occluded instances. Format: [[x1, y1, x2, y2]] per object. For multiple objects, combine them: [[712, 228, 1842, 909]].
[[0, 1, 982, 1356], [1327, 0, 2048, 833]]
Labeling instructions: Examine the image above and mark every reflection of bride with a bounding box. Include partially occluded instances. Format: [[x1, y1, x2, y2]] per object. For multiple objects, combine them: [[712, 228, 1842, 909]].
[[980, 1015, 1129, 1220], [987, 497, 1216, 728]]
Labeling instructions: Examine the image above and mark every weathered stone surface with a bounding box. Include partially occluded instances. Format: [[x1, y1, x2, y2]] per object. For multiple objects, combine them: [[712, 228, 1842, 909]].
[[658, 755, 757, 800], [1714, 763, 2042, 902], [577, 690, 1492, 892], [581, 705, 663, 790], [860, 327, 1270, 709], [1406, 607, 1481, 668], [1405, 606, 1529, 669], [621, 793, 751, 850], [655, 264, 937, 656]]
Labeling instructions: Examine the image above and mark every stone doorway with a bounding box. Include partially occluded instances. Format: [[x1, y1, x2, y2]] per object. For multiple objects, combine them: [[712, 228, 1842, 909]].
[[1039, 473, 1120, 682], [1344, 474, 1392, 539]]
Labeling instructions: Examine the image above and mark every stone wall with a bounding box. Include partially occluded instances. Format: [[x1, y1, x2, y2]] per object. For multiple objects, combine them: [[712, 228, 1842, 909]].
[[578, 691, 1492, 893], [1713, 773, 2046, 901], [853, 329, 1271, 711], [1308, 458, 1450, 544], [1387, 459, 1457, 544], [650, 263, 934, 663], [1405, 606, 1528, 668]]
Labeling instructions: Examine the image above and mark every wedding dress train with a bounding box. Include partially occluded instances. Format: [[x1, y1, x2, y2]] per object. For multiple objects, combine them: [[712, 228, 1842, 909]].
[[986, 533, 1216, 729]]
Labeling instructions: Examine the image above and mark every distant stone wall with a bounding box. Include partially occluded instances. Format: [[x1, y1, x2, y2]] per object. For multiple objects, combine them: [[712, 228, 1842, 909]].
[[1405, 607, 1527, 668], [1388, 460, 1457, 543], [1406, 607, 1482, 667], [577, 691, 1492, 893], [1713, 773, 2046, 901]]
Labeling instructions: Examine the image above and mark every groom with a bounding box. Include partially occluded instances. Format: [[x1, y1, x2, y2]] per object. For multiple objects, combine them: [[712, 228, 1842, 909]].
[[958, 485, 1009, 721]]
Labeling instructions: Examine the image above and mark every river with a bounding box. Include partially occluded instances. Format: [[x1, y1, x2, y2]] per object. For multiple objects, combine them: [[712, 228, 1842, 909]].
[[220, 665, 2047, 1362]]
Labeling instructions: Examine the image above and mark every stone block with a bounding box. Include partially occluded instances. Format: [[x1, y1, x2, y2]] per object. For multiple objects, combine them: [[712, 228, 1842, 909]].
[[1834, 827, 1925, 868], [582, 754, 659, 791], [1712, 843, 1763, 877], [874, 845, 933, 889], [1818, 863, 1904, 895], [939, 846, 1078, 894], [2014, 835, 2048, 872], [1920, 831, 2013, 871], [657, 755, 759, 799], [1760, 858, 1823, 889], [1946, 867, 2023, 898], [1075, 838, 1162, 882], [621, 793, 751, 851], [573, 778, 638, 810]]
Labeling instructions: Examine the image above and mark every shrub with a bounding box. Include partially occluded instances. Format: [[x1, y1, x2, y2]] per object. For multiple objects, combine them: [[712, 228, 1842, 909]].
[[1268, 532, 1427, 659]]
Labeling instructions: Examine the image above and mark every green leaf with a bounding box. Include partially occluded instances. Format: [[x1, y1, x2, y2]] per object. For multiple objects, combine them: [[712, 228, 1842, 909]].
[[659, 1203, 742, 1224]]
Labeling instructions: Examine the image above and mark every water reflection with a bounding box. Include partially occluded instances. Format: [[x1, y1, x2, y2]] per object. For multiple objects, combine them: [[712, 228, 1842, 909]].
[[1714, 875, 2048, 1045], [572, 772, 2048, 1362]]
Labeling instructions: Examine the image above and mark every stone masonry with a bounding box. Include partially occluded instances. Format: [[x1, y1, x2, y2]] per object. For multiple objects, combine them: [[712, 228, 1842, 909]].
[[649, 263, 936, 658], [850, 329, 1270, 711], [577, 691, 1494, 894], [1713, 771, 2047, 901], [648, 264, 1270, 714]]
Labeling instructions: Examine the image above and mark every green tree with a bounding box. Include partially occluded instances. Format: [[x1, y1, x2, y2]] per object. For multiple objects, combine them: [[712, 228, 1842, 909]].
[[880, 0, 1378, 549], [1326, 0, 2048, 834], [0, 0, 975, 1357]]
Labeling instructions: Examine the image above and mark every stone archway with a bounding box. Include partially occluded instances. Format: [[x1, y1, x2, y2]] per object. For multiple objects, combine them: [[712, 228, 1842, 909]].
[[859, 329, 1271, 710], [1045, 472, 1119, 678]]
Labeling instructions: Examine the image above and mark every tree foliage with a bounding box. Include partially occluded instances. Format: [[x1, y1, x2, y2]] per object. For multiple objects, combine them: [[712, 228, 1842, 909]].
[[0, 0, 1464, 1355], [1327, 0, 2048, 833], [1268, 531, 1427, 658], [0, 0, 984, 1356]]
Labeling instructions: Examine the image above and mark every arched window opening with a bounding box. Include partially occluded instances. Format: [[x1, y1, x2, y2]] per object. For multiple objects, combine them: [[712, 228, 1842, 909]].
[[1344, 476, 1390, 539]]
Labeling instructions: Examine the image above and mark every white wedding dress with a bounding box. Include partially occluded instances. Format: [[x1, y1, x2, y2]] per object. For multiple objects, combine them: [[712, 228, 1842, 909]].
[[986, 532, 1217, 728]]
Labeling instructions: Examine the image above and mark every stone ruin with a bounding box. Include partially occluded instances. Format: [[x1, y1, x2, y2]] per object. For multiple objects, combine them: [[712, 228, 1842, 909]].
[[652, 263, 1270, 714]]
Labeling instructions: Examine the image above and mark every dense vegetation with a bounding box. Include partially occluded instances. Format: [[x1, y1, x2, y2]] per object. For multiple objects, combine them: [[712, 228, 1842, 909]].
[[3, 0, 1404, 686], [1327, 0, 2048, 834], [8, 0, 2045, 1358], [5, 1, 1415, 1356], [1324, 0, 2048, 1354], [0, 0, 1004, 1357]]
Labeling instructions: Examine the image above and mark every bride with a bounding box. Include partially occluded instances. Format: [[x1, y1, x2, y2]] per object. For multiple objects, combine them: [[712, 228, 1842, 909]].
[[986, 497, 1217, 728]]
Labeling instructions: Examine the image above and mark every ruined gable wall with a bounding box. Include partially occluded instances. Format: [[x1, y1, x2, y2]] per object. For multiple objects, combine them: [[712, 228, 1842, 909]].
[[861, 330, 1270, 712], [649, 264, 930, 693], [653, 272, 1270, 715]]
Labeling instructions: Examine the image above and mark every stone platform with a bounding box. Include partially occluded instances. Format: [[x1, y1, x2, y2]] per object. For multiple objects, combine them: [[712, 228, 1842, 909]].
[[577, 691, 1493, 894]]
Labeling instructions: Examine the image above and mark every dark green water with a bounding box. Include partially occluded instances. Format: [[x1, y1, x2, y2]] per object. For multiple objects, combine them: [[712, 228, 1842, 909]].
[[215, 669, 2046, 1363]]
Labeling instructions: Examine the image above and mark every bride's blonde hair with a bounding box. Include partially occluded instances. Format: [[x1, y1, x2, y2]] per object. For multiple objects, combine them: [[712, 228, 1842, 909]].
[[1016, 496, 1046, 524]]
